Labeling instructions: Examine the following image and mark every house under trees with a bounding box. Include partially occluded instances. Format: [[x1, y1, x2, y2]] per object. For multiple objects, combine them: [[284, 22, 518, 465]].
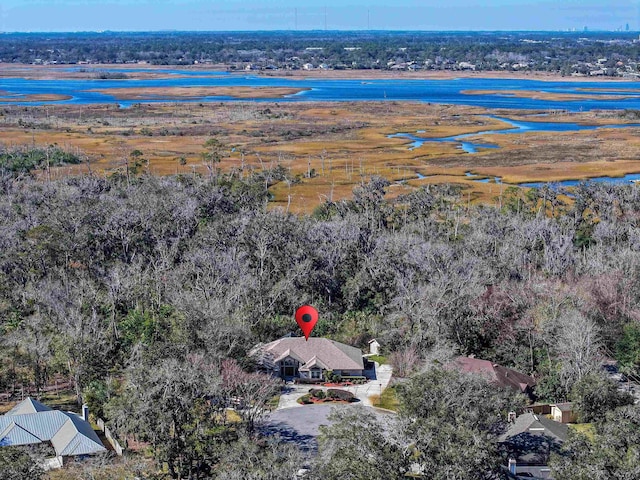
[[251, 337, 365, 381], [0, 398, 106, 468]]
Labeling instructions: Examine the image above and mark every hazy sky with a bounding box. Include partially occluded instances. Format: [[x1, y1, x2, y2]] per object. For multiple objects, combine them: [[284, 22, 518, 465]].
[[1, 0, 639, 32]]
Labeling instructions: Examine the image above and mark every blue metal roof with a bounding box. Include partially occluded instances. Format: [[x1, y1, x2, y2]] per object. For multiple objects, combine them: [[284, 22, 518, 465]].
[[0, 398, 106, 456], [0, 422, 42, 446]]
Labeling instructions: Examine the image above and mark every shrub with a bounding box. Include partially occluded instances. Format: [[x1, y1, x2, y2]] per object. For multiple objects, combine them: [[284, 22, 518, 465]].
[[298, 394, 312, 405], [295, 377, 323, 385], [389, 346, 420, 378], [310, 389, 326, 399], [342, 376, 367, 384], [327, 389, 356, 402]]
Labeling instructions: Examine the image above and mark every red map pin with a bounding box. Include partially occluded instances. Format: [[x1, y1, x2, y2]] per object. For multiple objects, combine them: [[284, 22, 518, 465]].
[[295, 305, 318, 341]]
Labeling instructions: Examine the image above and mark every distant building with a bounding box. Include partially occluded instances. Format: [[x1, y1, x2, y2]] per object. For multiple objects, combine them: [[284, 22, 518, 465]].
[[0, 398, 106, 468], [458, 61, 476, 70], [449, 356, 536, 397], [251, 337, 364, 381]]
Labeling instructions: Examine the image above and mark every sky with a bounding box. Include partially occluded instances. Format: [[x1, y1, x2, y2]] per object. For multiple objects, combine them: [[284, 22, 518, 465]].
[[0, 0, 639, 32]]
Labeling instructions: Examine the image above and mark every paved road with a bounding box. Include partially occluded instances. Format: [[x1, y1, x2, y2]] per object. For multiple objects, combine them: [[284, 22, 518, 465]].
[[261, 403, 395, 453]]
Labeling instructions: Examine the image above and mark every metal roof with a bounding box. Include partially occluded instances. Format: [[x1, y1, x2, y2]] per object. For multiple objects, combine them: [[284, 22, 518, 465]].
[[5, 397, 52, 416], [0, 422, 42, 446], [0, 398, 106, 457]]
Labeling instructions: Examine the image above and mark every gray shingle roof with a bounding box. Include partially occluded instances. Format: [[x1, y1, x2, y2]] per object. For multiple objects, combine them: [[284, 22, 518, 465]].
[[500, 413, 568, 443], [0, 398, 106, 457], [499, 412, 568, 464], [258, 337, 364, 372]]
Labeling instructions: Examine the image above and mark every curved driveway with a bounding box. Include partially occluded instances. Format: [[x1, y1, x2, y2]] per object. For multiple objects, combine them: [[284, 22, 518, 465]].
[[276, 363, 393, 409]]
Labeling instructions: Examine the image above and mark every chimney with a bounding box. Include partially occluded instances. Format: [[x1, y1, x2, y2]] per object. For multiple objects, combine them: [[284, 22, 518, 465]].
[[508, 411, 517, 423], [82, 404, 89, 422]]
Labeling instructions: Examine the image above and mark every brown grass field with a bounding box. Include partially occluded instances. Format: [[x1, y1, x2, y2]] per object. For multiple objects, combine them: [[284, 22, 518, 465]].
[[0, 90, 72, 102], [2, 95, 640, 213], [87, 86, 309, 100], [461, 89, 640, 101]]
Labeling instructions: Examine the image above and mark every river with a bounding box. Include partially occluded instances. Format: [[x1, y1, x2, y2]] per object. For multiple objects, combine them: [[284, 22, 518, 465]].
[[2, 69, 640, 111]]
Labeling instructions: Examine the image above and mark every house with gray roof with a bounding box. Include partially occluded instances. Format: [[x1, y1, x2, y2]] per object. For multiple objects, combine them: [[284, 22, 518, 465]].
[[251, 337, 365, 380], [500, 412, 568, 479], [0, 398, 106, 464]]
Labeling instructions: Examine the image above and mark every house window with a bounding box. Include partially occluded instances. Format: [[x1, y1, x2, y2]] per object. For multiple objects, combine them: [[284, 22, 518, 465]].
[[311, 370, 322, 379], [280, 358, 298, 378]]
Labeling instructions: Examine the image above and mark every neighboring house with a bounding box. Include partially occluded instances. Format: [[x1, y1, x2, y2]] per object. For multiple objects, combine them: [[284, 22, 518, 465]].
[[251, 337, 365, 380], [450, 356, 536, 398], [0, 398, 106, 466], [550, 402, 577, 424], [527, 404, 552, 416], [368, 338, 381, 355], [500, 412, 568, 479]]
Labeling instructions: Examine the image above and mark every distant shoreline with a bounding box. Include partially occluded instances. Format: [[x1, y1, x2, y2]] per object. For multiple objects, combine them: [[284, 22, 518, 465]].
[[257, 69, 640, 83], [1, 63, 638, 83]]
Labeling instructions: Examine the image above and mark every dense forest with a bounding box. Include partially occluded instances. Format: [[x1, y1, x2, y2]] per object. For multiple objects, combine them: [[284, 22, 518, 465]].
[[2, 31, 640, 75], [1, 160, 639, 478]]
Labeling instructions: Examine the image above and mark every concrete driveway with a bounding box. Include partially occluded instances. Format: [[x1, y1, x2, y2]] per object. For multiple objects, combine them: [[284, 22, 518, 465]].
[[261, 403, 395, 453], [342, 363, 393, 406], [276, 363, 394, 409]]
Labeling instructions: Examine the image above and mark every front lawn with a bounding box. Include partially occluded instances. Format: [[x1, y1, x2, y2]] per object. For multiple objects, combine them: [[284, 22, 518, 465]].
[[370, 385, 399, 411], [368, 354, 388, 365]]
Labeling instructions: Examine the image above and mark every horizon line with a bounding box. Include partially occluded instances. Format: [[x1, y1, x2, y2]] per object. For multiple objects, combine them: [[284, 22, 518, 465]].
[[1, 29, 638, 34]]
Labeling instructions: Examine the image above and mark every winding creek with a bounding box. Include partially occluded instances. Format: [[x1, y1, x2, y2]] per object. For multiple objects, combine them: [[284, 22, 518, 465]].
[[390, 116, 640, 189], [390, 116, 640, 153]]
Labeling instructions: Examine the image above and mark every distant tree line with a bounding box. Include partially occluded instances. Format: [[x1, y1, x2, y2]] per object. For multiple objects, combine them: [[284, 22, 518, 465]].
[[2, 31, 640, 74]]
